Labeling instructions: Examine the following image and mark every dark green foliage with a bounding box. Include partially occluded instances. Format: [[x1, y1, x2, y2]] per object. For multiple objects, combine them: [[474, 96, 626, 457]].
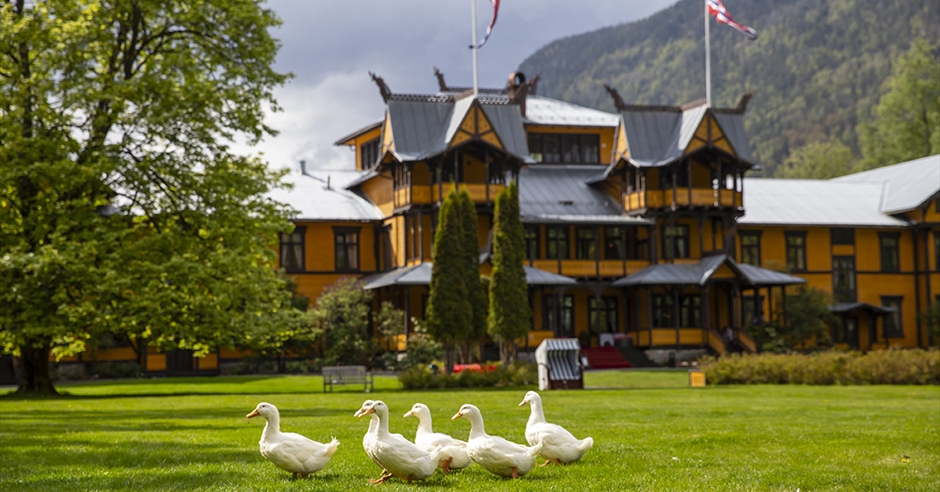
[[398, 318, 443, 370], [700, 349, 940, 385], [519, 0, 940, 175], [487, 182, 531, 364], [426, 190, 471, 373], [0, 0, 293, 393], [312, 277, 373, 367], [858, 38, 940, 169], [457, 190, 488, 359], [777, 138, 857, 179], [397, 361, 537, 390], [746, 287, 834, 353]]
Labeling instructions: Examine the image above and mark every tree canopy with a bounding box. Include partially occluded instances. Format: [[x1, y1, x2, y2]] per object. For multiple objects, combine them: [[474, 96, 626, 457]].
[[776, 138, 856, 179], [858, 38, 940, 169], [0, 0, 295, 393]]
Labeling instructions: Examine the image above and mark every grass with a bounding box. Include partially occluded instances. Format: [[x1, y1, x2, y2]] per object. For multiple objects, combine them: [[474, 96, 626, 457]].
[[0, 371, 938, 491]]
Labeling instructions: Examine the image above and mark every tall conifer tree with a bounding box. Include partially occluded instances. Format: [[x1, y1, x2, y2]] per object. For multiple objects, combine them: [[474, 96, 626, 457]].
[[487, 182, 531, 365], [425, 190, 470, 373], [457, 190, 488, 362]]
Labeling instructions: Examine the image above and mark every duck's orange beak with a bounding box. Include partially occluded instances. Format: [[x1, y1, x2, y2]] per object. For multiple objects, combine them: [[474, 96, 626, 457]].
[[451, 411, 463, 420], [358, 406, 375, 417], [403, 410, 414, 418], [246, 409, 260, 419], [517, 399, 528, 407]]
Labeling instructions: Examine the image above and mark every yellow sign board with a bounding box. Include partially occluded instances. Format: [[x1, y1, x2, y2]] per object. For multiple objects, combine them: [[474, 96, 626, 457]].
[[689, 370, 706, 387]]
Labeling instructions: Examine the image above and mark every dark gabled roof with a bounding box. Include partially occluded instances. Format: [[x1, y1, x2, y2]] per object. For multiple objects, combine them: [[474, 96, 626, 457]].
[[385, 96, 531, 163], [612, 255, 805, 287], [519, 165, 647, 223], [361, 263, 575, 290], [736, 263, 808, 287], [828, 302, 896, 315]]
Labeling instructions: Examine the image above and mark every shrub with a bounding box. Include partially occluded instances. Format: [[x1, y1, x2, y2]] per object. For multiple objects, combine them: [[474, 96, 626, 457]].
[[700, 349, 940, 385], [398, 361, 537, 390]]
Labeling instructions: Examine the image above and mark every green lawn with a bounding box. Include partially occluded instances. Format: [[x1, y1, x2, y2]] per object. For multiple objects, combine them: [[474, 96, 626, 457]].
[[1, 372, 938, 491]]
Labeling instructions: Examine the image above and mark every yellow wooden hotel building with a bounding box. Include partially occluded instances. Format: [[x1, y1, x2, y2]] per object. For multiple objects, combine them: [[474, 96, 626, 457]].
[[43, 71, 940, 375]]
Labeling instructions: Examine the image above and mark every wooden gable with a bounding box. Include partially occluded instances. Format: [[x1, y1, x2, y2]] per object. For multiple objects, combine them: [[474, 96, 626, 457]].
[[684, 113, 737, 158], [614, 120, 630, 162], [448, 102, 504, 150], [381, 112, 395, 155]]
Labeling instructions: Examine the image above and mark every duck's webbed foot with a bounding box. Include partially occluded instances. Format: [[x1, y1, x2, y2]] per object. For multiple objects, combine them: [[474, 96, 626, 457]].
[[369, 472, 394, 484], [441, 457, 453, 474], [511, 467, 519, 479], [538, 459, 553, 467]]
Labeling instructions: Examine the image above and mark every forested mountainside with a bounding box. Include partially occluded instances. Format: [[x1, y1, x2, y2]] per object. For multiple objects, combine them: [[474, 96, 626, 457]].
[[518, 0, 939, 175]]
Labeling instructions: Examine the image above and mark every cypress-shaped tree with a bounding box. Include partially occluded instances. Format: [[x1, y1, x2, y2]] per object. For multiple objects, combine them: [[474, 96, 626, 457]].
[[425, 189, 471, 373], [457, 190, 488, 363], [487, 181, 531, 365]]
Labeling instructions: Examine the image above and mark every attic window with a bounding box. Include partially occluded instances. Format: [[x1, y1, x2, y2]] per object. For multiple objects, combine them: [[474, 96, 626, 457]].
[[558, 200, 574, 206], [528, 133, 600, 164], [360, 138, 380, 170]]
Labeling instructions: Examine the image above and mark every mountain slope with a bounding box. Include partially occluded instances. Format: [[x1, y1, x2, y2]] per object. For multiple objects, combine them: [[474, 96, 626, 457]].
[[518, 0, 939, 175]]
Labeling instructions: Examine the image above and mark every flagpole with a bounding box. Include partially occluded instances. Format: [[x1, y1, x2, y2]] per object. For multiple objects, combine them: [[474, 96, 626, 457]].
[[471, 0, 479, 97], [705, 0, 711, 107]]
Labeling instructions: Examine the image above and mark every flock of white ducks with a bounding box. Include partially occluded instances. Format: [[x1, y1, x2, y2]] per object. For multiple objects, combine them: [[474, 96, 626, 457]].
[[247, 390, 593, 483]]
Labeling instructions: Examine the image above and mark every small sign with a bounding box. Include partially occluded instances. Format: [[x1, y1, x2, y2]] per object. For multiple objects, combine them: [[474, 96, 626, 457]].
[[689, 370, 706, 387]]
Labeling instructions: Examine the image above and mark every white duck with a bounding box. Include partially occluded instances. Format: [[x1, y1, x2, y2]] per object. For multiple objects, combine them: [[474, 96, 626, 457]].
[[404, 403, 472, 471], [354, 399, 390, 480], [452, 403, 542, 479], [357, 400, 451, 483], [246, 402, 339, 478], [519, 390, 593, 465]]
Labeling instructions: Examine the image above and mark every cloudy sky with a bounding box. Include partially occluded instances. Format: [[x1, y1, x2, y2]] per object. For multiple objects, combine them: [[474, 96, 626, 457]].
[[246, 0, 679, 172]]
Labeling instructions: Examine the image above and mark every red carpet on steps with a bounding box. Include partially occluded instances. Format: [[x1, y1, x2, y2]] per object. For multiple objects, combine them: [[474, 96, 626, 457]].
[[580, 347, 632, 369]]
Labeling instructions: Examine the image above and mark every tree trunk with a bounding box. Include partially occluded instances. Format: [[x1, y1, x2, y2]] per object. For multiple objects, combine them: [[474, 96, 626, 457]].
[[16, 343, 58, 395], [498, 339, 515, 366], [444, 343, 456, 375]]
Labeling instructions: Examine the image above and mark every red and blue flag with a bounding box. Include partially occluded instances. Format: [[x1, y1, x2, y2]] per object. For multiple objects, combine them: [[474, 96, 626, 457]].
[[470, 0, 500, 49], [707, 0, 758, 40]]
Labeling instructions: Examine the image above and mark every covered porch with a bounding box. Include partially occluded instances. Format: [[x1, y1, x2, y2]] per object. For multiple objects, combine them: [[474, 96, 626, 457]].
[[612, 255, 806, 355]]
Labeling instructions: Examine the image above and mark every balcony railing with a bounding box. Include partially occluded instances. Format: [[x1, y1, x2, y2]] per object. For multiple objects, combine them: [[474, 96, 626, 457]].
[[392, 183, 504, 208], [529, 259, 650, 278], [623, 188, 741, 212], [431, 183, 504, 203]]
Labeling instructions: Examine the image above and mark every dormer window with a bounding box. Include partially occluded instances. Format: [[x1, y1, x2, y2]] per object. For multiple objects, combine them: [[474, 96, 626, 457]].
[[360, 138, 380, 170], [528, 133, 600, 164]]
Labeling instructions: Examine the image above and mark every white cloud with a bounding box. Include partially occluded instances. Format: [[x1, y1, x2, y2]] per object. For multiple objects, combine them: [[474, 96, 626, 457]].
[[239, 0, 680, 171]]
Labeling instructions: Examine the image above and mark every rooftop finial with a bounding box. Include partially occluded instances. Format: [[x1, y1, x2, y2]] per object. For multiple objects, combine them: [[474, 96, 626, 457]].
[[603, 84, 628, 112], [433, 67, 448, 91], [369, 71, 392, 102]]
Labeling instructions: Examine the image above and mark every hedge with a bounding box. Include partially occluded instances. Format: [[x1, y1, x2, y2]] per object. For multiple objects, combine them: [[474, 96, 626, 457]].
[[700, 349, 940, 385]]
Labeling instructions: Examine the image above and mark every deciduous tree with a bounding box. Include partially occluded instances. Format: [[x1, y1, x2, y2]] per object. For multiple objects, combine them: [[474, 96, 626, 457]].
[[858, 38, 940, 169], [0, 0, 295, 393], [777, 138, 856, 179]]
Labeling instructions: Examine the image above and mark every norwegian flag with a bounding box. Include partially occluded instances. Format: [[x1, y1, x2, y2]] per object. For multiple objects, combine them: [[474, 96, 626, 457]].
[[470, 0, 500, 49], [707, 0, 758, 40]]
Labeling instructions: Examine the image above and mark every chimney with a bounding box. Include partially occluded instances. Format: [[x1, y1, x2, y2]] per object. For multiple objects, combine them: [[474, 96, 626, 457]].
[[326, 175, 331, 190], [507, 72, 529, 117], [300, 160, 307, 175]]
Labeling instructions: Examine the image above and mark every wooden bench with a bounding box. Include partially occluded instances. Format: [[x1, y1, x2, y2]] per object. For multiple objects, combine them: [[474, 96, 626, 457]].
[[322, 365, 373, 393]]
